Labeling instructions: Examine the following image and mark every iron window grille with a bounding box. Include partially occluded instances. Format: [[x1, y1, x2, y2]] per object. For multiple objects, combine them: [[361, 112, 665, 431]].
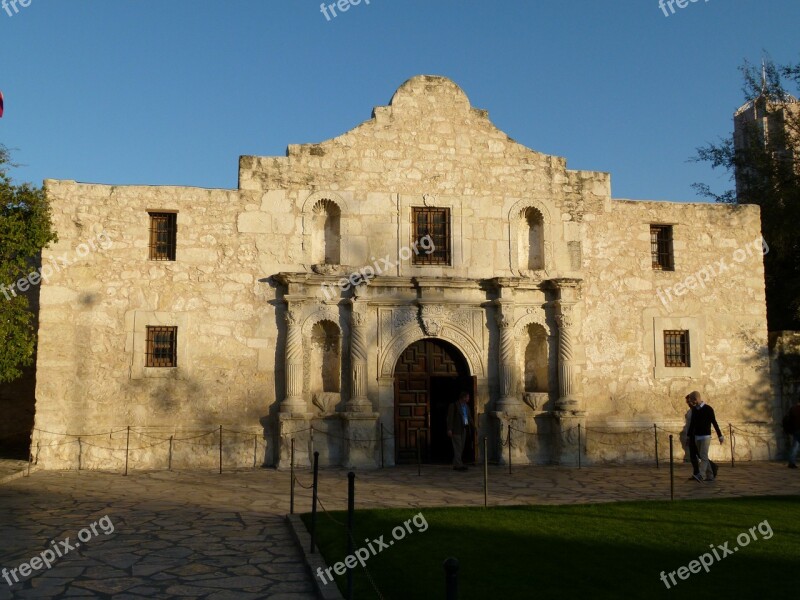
[[149, 212, 177, 261], [664, 330, 690, 367], [146, 326, 178, 368], [650, 225, 674, 271], [412, 207, 450, 265]]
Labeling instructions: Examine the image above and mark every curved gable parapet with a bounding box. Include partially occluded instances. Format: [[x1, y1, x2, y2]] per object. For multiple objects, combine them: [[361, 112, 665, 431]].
[[388, 75, 473, 116], [240, 75, 603, 196]]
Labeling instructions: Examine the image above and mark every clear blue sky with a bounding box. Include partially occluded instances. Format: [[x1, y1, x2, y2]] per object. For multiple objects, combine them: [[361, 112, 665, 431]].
[[1, 0, 798, 201]]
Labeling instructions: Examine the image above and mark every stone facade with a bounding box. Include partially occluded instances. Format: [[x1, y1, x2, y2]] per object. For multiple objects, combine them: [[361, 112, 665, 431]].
[[32, 76, 778, 470]]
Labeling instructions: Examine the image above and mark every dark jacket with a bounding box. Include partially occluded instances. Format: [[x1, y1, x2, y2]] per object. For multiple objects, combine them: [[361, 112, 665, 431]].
[[447, 401, 474, 436], [688, 404, 723, 438], [789, 404, 800, 433]]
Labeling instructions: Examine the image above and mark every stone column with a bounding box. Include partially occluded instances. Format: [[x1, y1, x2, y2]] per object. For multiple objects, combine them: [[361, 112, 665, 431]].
[[549, 278, 586, 465], [347, 305, 371, 412], [555, 302, 579, 412], [282, 306, 306, 414], [495, 303, 522, 415]]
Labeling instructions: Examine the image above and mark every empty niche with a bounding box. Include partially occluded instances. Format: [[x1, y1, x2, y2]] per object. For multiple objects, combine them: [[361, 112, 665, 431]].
[[519, 207, 544, 271], [311, 199, 341, 265]]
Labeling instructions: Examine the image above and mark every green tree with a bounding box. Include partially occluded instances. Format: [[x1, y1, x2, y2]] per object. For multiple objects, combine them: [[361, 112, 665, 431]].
[[0, 145, 57, 383], [692, 58, 800, 330]]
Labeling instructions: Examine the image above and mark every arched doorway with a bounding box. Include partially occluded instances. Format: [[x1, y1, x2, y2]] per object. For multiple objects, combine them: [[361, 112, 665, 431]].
[[393, 339, 473, 464]]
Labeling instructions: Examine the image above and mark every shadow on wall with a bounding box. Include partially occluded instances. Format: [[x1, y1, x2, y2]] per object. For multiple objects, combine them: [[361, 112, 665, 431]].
[[0, 254, 42, 460]]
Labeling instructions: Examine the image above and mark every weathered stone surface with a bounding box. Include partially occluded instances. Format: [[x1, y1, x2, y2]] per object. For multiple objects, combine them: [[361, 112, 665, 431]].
[[32, 75, 776, 469]]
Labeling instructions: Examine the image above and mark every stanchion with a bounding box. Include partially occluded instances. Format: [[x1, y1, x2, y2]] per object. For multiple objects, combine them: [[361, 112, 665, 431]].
[[218, 425, 223, 474], [310, 451, 320, 553], [577, 424, 582, 469], [483, 436, 488, 508], [124, 426, 130, 476], [77, 437, 82, 471], [380, 424, 385, 469], [417, 429, 421, 477], [290, 438, 295, 515], [27, 449, 32, 477], [444, 557, 459, 600], [253, 435, 258, 468], [168, 435, 173, 471], [507, 424, 512, 475], [654, 424, 659, 469], [729, 424, 735, 468], [669, 435, 674, 501], [347, 471, 355, 600]]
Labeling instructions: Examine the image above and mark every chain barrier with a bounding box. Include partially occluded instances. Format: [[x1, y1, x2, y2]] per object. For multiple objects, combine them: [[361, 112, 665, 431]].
[[17, 419, 781, 472], [293, 476, 315, 490]]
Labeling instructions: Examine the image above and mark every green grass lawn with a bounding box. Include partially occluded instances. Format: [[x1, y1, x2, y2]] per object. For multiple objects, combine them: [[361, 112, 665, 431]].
[[301, 496, 800, 599]]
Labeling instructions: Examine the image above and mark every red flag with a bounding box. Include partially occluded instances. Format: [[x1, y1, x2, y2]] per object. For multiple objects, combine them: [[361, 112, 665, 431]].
[[0, 91, 4, 118]]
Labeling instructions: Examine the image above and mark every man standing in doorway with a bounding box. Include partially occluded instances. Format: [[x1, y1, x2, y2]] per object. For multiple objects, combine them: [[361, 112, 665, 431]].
[[447, 391, 474, 471], [686, 391, 724, 482]]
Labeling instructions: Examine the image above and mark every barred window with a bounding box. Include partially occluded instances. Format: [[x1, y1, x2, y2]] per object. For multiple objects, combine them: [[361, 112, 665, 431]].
[[650, 225, 674, 271], [149, 212, 177, 261], [146, 326, 178, 368], [412, 207, 450, 265], [664, 330, 690, 367]]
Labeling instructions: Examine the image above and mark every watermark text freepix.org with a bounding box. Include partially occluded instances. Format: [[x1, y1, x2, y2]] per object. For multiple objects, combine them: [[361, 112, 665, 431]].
[[658, 0, 709, 18], [2, 515, 115, 587], [2, 0, 32, 17], [656, 235, 767, 309], [658, 519, 773, 589], [320, 0, 370, 22], [1, 231, 113, 301], [321, 235, 435, 300], [316, 512, 428, 585]]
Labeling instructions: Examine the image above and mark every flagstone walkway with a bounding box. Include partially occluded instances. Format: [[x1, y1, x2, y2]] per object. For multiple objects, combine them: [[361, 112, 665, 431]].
[[0, 461, 797, 599]]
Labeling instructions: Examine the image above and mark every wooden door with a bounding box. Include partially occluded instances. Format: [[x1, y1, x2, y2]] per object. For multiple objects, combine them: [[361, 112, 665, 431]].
[[394, 339, 469, 464]]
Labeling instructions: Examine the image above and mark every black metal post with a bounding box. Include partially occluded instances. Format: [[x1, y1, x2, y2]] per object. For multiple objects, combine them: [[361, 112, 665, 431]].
[[124, 426, 130, 476], [729, 424, 735, 468], [290, 438, 296, 515], [669, 435, 674, 501], [507, 424, 512, 475], [218, 425, 223, 474], [168, 435, 173, 471], [347, 471, 355, 600], [483, 436, 488, 508], [310, 451, 320, 553], [77, 437, 82, 471], [417, 429, 421, 476], [654, 424, 659, 469], [444, 557, 459, 600], [380, 424, 385, 469], [253, 434, 258, 468], [577, 424, 582, 469]]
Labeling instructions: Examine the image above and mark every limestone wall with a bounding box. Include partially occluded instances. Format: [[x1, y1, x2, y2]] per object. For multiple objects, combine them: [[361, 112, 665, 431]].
[[579, 199, 775, 462], [33, 182, 273, 469], [31, 75, 779, 469]]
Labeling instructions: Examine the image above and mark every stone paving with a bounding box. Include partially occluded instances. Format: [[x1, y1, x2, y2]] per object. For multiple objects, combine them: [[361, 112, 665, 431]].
[[0, 461, 798, 599]]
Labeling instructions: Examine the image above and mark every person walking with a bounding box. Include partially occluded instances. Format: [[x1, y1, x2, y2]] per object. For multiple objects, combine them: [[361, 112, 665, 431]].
[[686, 391, 724, 482], [447, 391, 474, 471], [786, 394, 800, 469], [682, 393, 718, 481]]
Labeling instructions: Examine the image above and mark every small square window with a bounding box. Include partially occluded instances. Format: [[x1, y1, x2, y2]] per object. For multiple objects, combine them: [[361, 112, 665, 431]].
[[149, 212, 177, 261], [412, 207, 450, 265], [650, 225, 674, 271], [664, 330, 690, 367], [146, 326, 177, 368]]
